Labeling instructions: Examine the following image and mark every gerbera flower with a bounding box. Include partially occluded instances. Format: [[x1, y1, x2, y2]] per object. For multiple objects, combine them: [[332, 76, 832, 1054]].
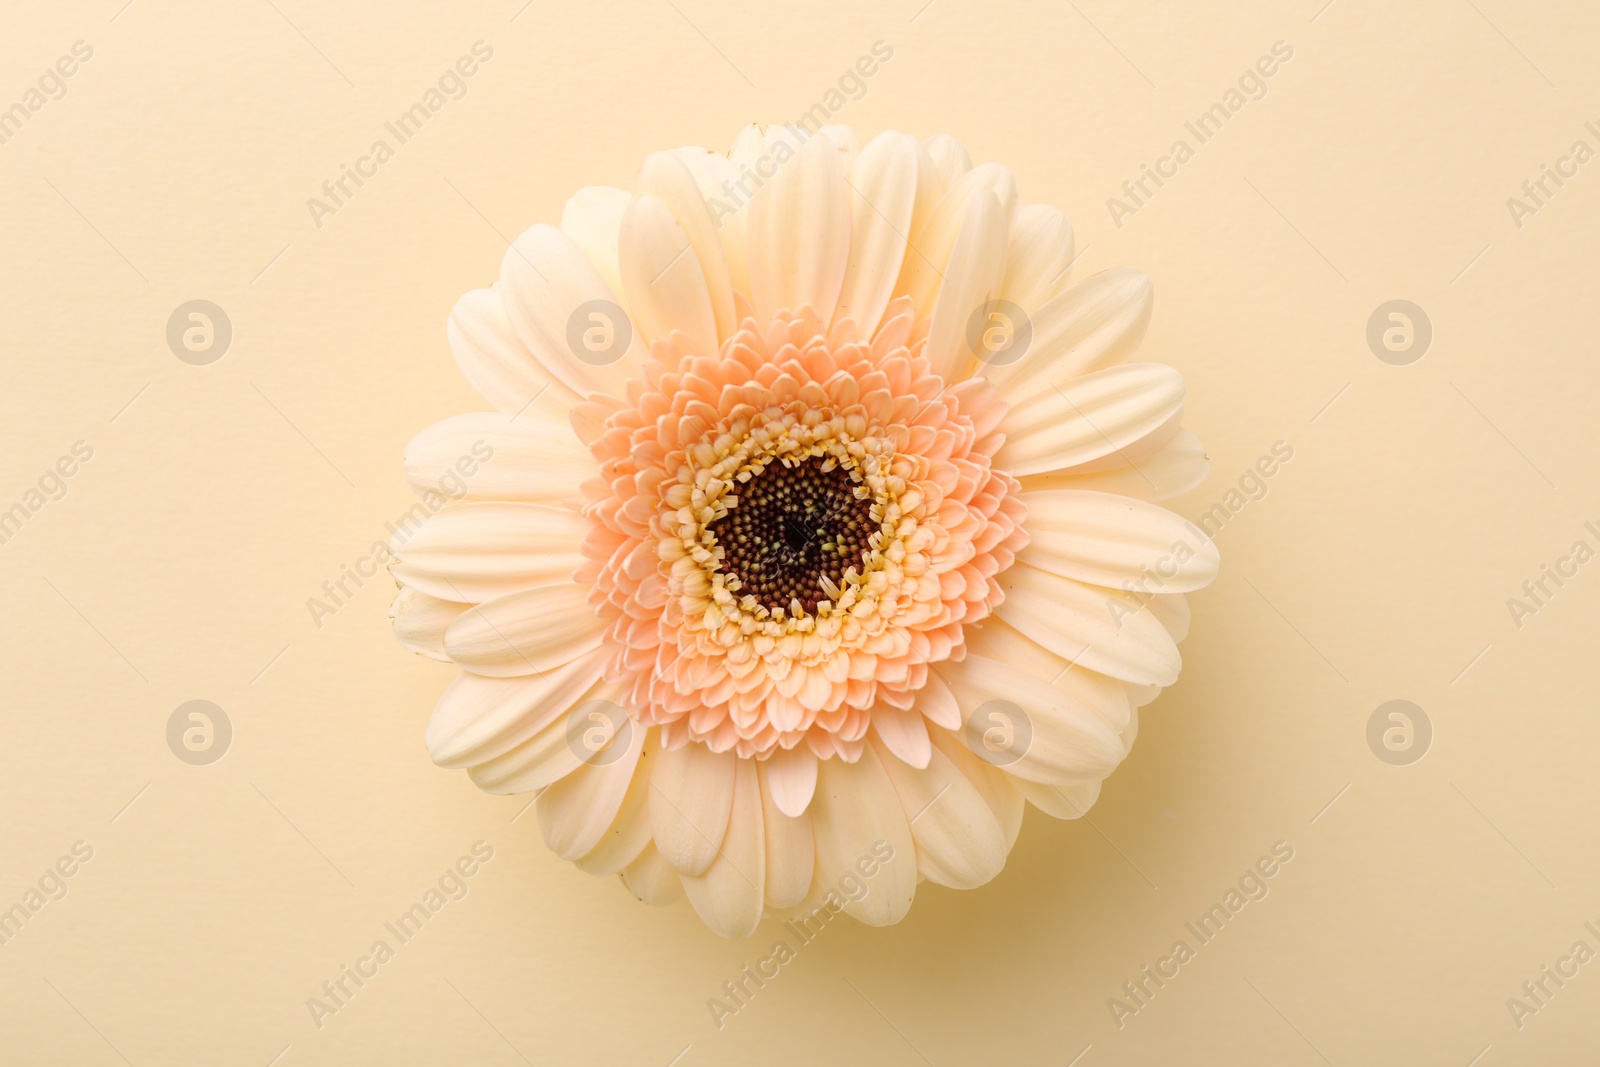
[[390, 124, 1217, 937]]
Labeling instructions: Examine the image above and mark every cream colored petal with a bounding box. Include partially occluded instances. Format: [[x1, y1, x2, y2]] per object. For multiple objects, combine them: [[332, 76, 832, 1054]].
[[390, 503, 586, 603], [499, 223, 647, 398], [963, 617, 1133, 737], [448, 286, 576, 413], [426, 648, 608, 768], [1149, 593, 1190, 643], [620, 842, 683, 906], [872, 736, 1006, 890], [927, 725, 1025, 851], [764, 744, 818, 817], [870, 705, 932, 770], [983, 267, 1153, 400], [746, 131, 851, 323], [809, 745, 917, 926], [758, 760, 815, 909], [559, 186, 631, 298], [896, 163, 1019, 313], [618, 194, 718, 357], [994, 362, 1185, 479], [922, 134, 972, 188], [1017, 778, 1101, 820], [995, 562, 1181, 687], [819, 123, 860, 165], [574, 737, 657, 876], [390, 588, 468, 661], [465, 678, 624, 794], [1002, 204, 1076, 312], [672, 145, 748, 298], [637, 152, 737, 339], [443, 583, 605, 677], [1020, 427, 1209, 503], [1018, 489, 1219, 593], [917, 671, 962, 730], [649, 742, 736, 876], [681, 757, 765, 938], [538, 718, 648, 861], [836, 132, 918, 338], [942, 652, 1127, 787], [403, 412, 590, 506], [925, 191, 1008, 382]]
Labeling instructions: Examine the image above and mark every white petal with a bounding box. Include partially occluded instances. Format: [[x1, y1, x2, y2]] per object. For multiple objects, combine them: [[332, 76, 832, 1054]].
[[618, 194, 719, 357], [403, 412, 590, 506], [983, 267, 1153, 400], [835, 132, 918, 337], [426, 648, 608, 768], [499, 224, 647, 397], [764, 745, 818, 817], [758, 760, 816, 909], [809, 745, 917, 926], [390, 588, 467, 661], [746, 131, 851, 323], [620, 843, 683, 906], [1021, 427, 1209, 503], [649, 742, 736, 876], [538, 718, 648, 860], [391, 503, 586, 603], [443, 583, 605, 677], [925, 191, 1008, 381], [1017, 778, 1101, 820], [994, 362, 1186, 478], [870, 706, 932, 770], [465, 679, 622, 794], [1018, 489, 1219, 592], [637, 151, 737, 339], [872, 736, 1006, 890], [995, 562, 1181, 687], [681, 757, 765, 938], [573, 740, 657, 875], [448, 286, 576, 412], [559, 186, 631, 298], [896, 163, 1019, 313], [1002, 204, 1075, 312], [942, 653, 1127, 786]]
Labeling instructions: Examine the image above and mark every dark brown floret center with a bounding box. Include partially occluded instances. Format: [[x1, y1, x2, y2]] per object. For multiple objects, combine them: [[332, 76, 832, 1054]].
[[708, 456, 877, 615]]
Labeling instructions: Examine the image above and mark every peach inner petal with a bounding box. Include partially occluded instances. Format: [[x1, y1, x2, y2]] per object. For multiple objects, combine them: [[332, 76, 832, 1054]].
[[579, 305, 1027, 760]]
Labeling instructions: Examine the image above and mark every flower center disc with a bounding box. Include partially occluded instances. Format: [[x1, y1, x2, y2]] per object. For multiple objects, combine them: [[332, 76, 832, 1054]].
[[708, 456, 877, 615]]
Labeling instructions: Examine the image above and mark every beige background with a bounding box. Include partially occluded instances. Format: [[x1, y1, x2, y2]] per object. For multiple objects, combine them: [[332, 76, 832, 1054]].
[[3, 0, 1597, 1063]]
